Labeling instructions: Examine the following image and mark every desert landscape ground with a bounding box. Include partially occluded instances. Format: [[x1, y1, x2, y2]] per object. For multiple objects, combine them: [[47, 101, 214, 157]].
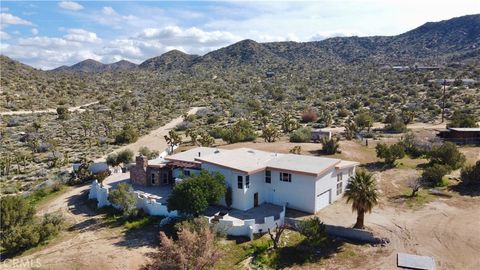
[[7, 119, 479, 270]]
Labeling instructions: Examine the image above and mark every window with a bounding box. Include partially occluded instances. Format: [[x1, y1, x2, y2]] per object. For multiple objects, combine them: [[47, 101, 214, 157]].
[[348, 168, 353, 177], [183, 169, 191, 177], [337, 182, 343, 195], [237, 175, 243, 189], [151, 173, 155, 184], [337, 172, 343, 182], [265, 170, 271, 183], [246, 176, 250, 188], [280, 172, 292, 182]]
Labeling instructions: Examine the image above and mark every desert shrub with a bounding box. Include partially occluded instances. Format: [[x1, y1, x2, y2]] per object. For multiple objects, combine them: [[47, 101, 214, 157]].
[[422, 164, 451, 186], [289, 126, 312, 142], [146, 218, 221, 270], [209, 126, 224, 139], [115, 124, 139, 144], [7, 117, 19, 127], [167, 171, 225, 216], [139, 146, 160, 159], [338, 108, 350, 118], [116, 149, 134, 166], [301, 109, 318, 123], [448, 111, 478, 128], [354, 112, 373, 132], [384, 121, 407, 133], [108, 183, 138, 217], [400, 131, 427, 158], [56, 106, 69, 120], [321, 137, 340, 154], [297, 216, 327, 248], [175, 121, 194, 131], [428, 142, 466, 170], [375, 142, 405, 166], [0, 196, 64, 253], [207, 114, 220, 124], [460, 161, 480, 186], [221, 119, 257, 144]]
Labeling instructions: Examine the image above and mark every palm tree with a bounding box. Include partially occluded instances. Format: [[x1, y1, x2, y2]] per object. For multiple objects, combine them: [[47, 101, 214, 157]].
[[344, 170, 378, 229]]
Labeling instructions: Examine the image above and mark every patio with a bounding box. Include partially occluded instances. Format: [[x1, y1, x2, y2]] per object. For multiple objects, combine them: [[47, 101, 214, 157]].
[[104, 171, 172, 204], [205, 203, 284, 224]]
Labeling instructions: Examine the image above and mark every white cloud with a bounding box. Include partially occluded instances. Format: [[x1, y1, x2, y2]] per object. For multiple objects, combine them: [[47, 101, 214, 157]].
[[64, 28, 101, 43], [102, 6, 118, 16], [58, 1, 84, 11], [0, 30, 10, 40], [31, 28, 38, 35], [1, 7, 9, 12], [0, 13, 33, 27]]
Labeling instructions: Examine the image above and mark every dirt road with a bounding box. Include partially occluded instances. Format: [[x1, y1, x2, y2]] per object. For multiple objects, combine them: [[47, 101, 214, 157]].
[[14, 108, 200, 270], [0, 101, 99, 116]]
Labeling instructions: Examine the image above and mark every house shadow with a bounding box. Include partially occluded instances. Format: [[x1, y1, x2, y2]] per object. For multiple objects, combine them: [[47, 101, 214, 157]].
[[272, 237, 345, 268], [448, 183, 480, 196], [114, 224, 159, 249], [360, 162, 388, 172]]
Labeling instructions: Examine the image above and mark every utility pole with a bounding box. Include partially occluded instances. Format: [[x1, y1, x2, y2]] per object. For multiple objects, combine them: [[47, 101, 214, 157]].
[[441, 78, 446, 123]]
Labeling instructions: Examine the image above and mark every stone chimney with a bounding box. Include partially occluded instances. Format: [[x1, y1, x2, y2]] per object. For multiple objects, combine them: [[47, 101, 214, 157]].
[[136, 155, 148, 168]]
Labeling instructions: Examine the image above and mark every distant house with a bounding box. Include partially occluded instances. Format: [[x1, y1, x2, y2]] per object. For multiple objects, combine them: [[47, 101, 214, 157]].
[[72, 162, 109, 174], [311, 129, 332, 142], [265, 70, 275, 78], [427, 79, 477, 86], [130, 147, 358, 213], [437, 128, 480, 145]]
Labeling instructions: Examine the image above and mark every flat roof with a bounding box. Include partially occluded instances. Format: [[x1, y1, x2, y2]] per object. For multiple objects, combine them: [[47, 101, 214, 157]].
[[195, 148, 277, 174], [448, 128, 480, 132], [267, 154, 340, 176], [165, 147, 228, 164]]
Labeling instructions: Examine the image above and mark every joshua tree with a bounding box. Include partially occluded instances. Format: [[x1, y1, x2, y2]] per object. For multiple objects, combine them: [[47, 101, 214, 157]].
[[262, 124, 279, 142], [185, 129, 198, 146], [344, 170, 378, 229], [164, 130, 182, 153]]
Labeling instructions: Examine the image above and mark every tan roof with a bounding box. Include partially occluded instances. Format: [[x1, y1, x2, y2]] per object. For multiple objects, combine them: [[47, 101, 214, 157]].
[[195, 148, 277, 174], [335, 160, 360, 169], [165, 147, 227, 164], [267, 154, 341, 176]]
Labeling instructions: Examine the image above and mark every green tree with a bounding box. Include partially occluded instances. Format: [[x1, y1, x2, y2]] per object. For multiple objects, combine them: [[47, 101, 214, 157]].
[[197, 131, 215, 147], [115, 124, 139, 144], [428, 142, 466, 170], [344, 170, 379, 229], [297, 216, 327, 248], [262, 124, 279, 142], [167, 171, 225, 216], [139, 146, 159, 159], [164, 130, 182, 153], [56, 106, 69, 120], [448, 111, 478, 128], [289, 126, 312, 143], [375, 143, 405, 166], [108, 183, 137, 217], [460, 161, 480, 186], [221, 119, 257, 144], [422, 164, 451, 186], [321, 136, 340, 155], [354, 112, 373, 132], [116, 149, 134, 167]]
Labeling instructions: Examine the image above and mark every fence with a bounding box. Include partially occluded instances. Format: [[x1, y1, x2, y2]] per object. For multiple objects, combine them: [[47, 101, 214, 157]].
[[88, 180, 178, 217], [208, 205, 286, 240]]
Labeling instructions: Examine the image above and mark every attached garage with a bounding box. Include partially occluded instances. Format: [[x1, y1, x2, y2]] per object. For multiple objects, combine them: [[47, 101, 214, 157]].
[[316, 189, 331, 211]]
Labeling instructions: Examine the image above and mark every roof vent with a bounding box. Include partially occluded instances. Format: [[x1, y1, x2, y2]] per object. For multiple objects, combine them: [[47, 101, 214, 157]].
[[198, 152, 201, 157], [214, 150, 220, 154], [248, 150, 255, 154]]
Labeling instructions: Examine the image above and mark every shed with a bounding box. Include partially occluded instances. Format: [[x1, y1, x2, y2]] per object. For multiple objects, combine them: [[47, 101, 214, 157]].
[[437, 127, 480, 145]]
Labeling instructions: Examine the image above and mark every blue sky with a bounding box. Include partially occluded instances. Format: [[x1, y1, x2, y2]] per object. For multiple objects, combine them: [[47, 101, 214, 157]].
[[1, 1, 479, 69]]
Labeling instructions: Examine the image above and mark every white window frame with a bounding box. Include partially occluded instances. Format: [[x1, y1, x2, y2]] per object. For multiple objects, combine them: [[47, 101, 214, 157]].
[[280, 172, 292, 182], [337, 172, 343, 182]]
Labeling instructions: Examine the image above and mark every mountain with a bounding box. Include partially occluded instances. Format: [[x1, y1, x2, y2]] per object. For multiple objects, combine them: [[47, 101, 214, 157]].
[[139, 50, 198, 71], [51, 59, 138, 73], [40, 14, 480, 72]]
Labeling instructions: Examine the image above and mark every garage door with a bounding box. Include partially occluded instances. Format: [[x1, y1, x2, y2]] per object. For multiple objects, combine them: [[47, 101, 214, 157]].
[[316, 190, 331, 211]]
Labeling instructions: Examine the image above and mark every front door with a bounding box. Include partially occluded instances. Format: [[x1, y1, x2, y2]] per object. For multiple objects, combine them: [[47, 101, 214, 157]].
[[254, 192, 259, 207]]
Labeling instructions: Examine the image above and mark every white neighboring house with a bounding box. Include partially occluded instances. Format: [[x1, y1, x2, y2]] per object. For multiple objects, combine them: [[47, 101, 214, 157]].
[[165, 147, 358, 214]]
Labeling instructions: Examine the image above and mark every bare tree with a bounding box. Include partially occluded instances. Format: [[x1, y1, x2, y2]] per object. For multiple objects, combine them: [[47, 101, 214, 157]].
[[267, 223, 289, 249], [407, 176, 423, 197]]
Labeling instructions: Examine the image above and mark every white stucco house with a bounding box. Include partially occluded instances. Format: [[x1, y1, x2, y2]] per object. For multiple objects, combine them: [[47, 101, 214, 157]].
[[165, 147, 358, 214]]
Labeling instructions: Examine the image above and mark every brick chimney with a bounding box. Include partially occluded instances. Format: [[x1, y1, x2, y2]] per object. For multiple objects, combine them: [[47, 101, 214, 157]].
[[136, 155, 148, 168]]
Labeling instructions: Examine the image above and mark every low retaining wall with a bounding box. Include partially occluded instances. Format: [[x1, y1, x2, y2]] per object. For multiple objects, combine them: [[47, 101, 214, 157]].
[[210, 205, 286, 240], [88, 180, 178, 217]]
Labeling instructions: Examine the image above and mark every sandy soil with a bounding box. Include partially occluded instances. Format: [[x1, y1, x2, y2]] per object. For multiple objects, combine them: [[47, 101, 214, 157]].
[[11, 108, 200, 270], [313, 163, 480, 270], [0, 101, 99, 116]]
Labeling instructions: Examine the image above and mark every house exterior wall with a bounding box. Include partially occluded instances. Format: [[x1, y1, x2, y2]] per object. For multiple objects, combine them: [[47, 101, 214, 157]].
[[314, 166, 355, 212]]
